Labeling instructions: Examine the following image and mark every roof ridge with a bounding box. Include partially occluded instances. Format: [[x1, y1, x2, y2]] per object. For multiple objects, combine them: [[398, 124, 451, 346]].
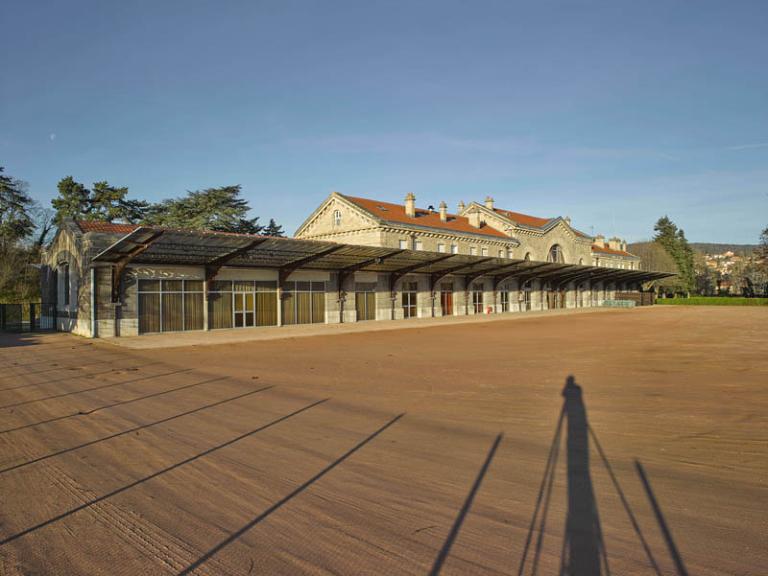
[[341, 194, 512, 240]]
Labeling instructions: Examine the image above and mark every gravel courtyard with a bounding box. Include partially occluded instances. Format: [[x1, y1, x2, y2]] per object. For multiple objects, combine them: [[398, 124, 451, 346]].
[[1, 306, 765, 575]]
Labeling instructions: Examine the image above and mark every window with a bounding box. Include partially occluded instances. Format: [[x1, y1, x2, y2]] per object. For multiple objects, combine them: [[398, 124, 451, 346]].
[[499, 249, 504, 258], [481, 247, 488, 257], [437, 243, 446, 253], [524, 252, 531, 261], [333, 210, 342, 226], [451, 244, 459, 254], [414, 239, 423, 251], [547, 244, 564, 263], [469, 247, 477, 256], [138, 279, 206, 334], [60, 263, 70, 308], [282, 281, 326, 325], [399, 239, 408, 249]]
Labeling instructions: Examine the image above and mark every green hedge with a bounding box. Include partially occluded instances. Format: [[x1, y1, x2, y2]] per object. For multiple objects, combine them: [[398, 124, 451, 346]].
[[657, 297, 768, 306]]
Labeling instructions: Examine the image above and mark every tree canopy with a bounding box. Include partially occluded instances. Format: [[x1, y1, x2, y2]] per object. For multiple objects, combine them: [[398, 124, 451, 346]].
[[0, 166, 34, 248], [143, 185, 263, 233], [653, 215, 695, 293], [0, 167, 44, 301], [51, 177, 149, 224], [50, 178, 283, 235], [262, 218, 285, 237]]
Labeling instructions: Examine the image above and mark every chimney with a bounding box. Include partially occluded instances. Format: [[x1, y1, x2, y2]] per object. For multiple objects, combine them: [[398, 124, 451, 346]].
[[405, 192, 416, 218], [608, 237, 621, 250], [485, 196, 494, 210], [439, 201, 448, 222], [468, 210, 482, 228], [595, 234, 605, 247], [457, 200, 465, 213]]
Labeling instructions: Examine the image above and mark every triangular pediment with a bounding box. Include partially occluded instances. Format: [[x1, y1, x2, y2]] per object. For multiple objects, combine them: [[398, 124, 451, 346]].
[[294, 192, 382, 237]]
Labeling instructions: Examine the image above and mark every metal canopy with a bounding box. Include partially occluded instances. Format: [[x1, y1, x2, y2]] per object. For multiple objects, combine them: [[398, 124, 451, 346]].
[[93, 226, 674, 285]]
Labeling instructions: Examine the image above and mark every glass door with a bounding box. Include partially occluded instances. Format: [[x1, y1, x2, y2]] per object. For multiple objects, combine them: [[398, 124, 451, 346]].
[[500, 289, 509, 312], [402, 281, 418, 318], [234, 290, 255, 327], [472, 282, 484, 313]]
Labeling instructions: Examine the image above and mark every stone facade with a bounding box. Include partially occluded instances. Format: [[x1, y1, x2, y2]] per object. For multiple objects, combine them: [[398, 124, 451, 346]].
[[294, 192, 640, 269], [41, 218, 636, 339], [41, 220, 129, 337], [294, 193, 520, 259]]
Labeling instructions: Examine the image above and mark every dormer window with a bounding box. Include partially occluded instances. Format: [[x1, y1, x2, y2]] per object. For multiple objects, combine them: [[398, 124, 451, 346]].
[[333, 210, 342, 226]]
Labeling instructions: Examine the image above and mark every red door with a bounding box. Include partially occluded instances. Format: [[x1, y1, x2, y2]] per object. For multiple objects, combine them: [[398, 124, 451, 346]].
[[441, 284, 453, 316]]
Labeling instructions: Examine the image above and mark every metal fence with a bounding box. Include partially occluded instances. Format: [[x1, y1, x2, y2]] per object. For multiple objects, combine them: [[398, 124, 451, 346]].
[[615, 291, 656, 306], [0, 303, 57, 332]]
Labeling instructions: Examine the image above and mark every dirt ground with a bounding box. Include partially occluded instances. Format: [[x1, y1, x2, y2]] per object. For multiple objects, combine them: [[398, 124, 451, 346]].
[[0, 306, 766, 575]]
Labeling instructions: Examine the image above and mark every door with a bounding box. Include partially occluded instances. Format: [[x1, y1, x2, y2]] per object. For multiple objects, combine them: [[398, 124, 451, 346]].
[[402, 281, 418, 318], [440, 282, 453, 316], [472, 282, 484, 314], [355, 284, 376, 321], [521, 282, 532, 311], [234, 291, 255, 327], [500, 289, 509, 312]]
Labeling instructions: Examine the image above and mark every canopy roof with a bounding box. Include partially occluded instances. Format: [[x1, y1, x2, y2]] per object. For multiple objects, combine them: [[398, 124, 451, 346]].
[[93, 226, 674, 285]]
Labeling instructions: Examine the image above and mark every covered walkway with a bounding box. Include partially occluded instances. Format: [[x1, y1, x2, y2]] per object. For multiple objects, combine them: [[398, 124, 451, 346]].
[[83, 226, 673, 337]]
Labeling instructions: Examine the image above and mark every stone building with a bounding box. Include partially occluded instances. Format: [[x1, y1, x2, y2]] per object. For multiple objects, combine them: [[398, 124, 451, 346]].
[[295, 192, 640, 269], [41, 207, 662, 339]]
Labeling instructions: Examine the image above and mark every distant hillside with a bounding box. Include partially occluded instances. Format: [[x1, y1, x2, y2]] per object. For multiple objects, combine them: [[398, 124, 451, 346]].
[[689, 243, 759, 256]]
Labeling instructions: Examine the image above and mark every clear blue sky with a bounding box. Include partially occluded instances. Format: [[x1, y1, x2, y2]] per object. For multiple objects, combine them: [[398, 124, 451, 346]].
[[2, 0, 766, 243]]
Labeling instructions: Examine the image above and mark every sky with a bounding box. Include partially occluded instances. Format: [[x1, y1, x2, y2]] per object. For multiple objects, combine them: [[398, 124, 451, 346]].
[[1, 0, 767, 243]]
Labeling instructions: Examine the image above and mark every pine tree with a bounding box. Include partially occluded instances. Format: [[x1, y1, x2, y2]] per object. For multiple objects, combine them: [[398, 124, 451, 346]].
[[51, 177, 148, 224], [51, 176, 90, 223], [143, 185, 263, 233], [262, 218, 285, 237], [653, 216, 695, 294], [0, 167, 34, 248]]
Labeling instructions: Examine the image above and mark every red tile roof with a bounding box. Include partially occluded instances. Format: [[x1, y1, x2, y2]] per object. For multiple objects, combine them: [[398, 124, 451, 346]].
[[591, 244, 637, 257], [341, 195, 510, 239], [76, 221, 139, 234], [492, 208, 553, 229]]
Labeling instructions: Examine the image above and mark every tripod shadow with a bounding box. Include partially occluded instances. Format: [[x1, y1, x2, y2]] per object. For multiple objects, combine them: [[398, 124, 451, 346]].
[[518, 376, 686, 576], [561, 375, 605, 575]]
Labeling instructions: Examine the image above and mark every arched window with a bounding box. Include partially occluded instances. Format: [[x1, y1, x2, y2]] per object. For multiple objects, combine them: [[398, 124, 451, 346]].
[[59, 263, 70, 308], [578, 258, 584, 265], [524, 252, 531, 261], [547, 244, 564, 263], [333, 210, 342, 226]]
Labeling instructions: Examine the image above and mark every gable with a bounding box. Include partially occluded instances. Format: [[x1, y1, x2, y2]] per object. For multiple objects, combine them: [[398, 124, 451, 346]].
[[294, 193, 381, 237]]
